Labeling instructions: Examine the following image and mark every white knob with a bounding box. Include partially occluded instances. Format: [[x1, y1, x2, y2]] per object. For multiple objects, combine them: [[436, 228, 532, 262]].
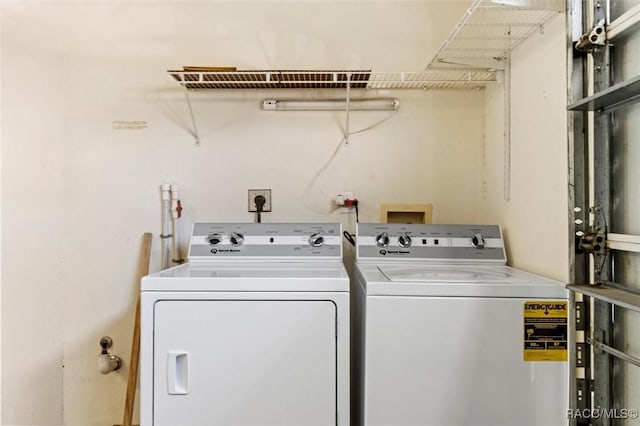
[[97, 354, 122, 374], [97, 336, 121, 374]]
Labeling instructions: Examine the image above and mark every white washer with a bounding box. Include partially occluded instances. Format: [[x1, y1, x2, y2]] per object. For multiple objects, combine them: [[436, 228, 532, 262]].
[[141, 223, 350, 426], [353, 223, 568, 426]]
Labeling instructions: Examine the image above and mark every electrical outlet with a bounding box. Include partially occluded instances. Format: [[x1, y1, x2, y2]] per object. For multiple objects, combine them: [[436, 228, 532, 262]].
[[248, 189, 272, 212], [335, 191, 354, 206]]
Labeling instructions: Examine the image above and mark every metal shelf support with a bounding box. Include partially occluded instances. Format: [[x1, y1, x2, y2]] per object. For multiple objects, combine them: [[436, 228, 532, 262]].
[[567, 73, 640, 112], [183, 88, 201, 146]]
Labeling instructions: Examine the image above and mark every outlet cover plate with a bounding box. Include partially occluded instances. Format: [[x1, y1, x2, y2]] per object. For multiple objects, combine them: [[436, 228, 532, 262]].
[[248, 189, 272, 212]]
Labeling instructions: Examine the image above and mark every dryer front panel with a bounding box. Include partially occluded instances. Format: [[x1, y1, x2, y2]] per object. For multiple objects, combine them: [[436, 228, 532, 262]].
[[152, 300, 337, 426]]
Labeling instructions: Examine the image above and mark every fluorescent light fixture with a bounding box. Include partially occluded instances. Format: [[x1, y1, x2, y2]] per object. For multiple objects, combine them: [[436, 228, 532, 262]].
[[489, 0, 564, 11], [262, 98, 399, 111]]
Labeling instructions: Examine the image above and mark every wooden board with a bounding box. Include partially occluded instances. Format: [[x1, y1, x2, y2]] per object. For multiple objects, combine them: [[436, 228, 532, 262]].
[[117, 233, 152, 426]]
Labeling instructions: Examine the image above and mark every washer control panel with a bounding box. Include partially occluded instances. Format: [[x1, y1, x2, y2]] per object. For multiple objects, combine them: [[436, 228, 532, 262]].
[[357, 223, 506, 262], [189, 223, 342, 260]]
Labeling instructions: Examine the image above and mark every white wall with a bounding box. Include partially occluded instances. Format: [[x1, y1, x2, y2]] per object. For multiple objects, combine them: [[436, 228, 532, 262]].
[[1, 3, 67, 422], [1, 1, 490, 425], [481, 13, 569, 283], [0, 6, 3, 421]]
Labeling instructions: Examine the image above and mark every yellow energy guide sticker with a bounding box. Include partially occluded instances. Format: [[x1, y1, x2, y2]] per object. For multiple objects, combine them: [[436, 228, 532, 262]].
[[523, 300, 568, 361]]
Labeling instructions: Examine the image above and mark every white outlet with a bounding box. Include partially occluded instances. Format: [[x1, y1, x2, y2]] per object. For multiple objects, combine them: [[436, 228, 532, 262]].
[[248, 189, 272, 212]]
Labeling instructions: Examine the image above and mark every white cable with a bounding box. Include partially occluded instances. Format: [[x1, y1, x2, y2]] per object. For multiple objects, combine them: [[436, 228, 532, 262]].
[[303, 136, 347, 214], [349, 110, 398, 135], [303, 110, 399, 214]]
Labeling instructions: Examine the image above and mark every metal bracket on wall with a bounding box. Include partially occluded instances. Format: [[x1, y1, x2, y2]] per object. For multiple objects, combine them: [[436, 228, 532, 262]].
[[183, 88, 201, 146]]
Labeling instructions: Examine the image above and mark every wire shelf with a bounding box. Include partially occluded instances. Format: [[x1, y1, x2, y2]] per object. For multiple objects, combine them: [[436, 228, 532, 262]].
[[167, 1, 562, 93], [428, 0, 562, 70], [367, 70, 495, 90], [168, 69, 372, 90], [168, 69, 496, 91]]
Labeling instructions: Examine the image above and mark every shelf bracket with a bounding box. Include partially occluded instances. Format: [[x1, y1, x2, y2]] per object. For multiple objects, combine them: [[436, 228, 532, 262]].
[[345, 72, 351, 145], [183, 87, 201, 146]]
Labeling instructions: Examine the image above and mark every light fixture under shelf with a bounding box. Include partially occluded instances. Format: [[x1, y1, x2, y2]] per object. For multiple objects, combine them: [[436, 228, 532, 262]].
[[489, 0, 564, 11], [262, 97, 400, 111]]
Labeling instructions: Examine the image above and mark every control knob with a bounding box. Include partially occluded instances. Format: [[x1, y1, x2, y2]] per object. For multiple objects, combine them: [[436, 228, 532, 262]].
[[309, 232, 324, 247], [398, 233, 412, 248], [376, 232, 390, 248], [471, 233, 485, 249], [207, 233, 223, 246], [229, 232, 244, 247]]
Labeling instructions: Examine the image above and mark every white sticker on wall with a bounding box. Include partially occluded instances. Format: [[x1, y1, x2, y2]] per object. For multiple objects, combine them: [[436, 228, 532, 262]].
[[112, 120, 148, 130]]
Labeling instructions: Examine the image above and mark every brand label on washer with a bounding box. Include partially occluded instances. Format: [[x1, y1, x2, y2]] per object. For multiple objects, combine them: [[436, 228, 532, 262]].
[[523, 300, 568, 362]]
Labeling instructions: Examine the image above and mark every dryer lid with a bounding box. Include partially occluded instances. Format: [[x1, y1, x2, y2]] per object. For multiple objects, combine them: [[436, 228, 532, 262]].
[[142, 261, 349, 292]]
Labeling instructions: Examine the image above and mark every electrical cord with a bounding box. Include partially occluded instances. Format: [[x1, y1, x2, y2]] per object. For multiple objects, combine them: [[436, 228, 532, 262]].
[[303, 110, 399, 214], [341, 200, 359, 247], [354, 199, 359, 223], [343, 231, 356, 247], [255, 195, 266, 223]]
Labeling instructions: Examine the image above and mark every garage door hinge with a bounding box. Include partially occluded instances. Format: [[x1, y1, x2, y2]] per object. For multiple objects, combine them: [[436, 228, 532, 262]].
[[575, 19, 606, 52], [577, 228, 606, 255]]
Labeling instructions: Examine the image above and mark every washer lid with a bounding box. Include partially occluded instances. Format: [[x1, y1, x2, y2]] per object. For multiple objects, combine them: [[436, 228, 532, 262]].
[[142, 261, 349, 292], [356, 263, 566, 298], [379, 265, 516, 282]]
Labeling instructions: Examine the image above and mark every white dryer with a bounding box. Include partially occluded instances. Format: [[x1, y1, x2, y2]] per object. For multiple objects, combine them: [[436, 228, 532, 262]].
[[353, 223, 568, 426], [141, 223, 350, 426]]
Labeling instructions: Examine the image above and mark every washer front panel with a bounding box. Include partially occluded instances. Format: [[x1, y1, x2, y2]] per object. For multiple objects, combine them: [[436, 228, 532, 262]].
[[359, 293, 568, 426], [356, 223, 505, 263]]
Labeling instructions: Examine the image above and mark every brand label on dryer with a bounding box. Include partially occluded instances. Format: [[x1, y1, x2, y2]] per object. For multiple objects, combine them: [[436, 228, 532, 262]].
[[523, 300, 568, 362]]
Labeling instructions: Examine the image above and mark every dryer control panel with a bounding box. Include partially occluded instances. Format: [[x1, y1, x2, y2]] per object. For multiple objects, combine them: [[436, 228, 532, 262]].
[[356, 223, 506, 263], [189, 223, 342, 260]]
